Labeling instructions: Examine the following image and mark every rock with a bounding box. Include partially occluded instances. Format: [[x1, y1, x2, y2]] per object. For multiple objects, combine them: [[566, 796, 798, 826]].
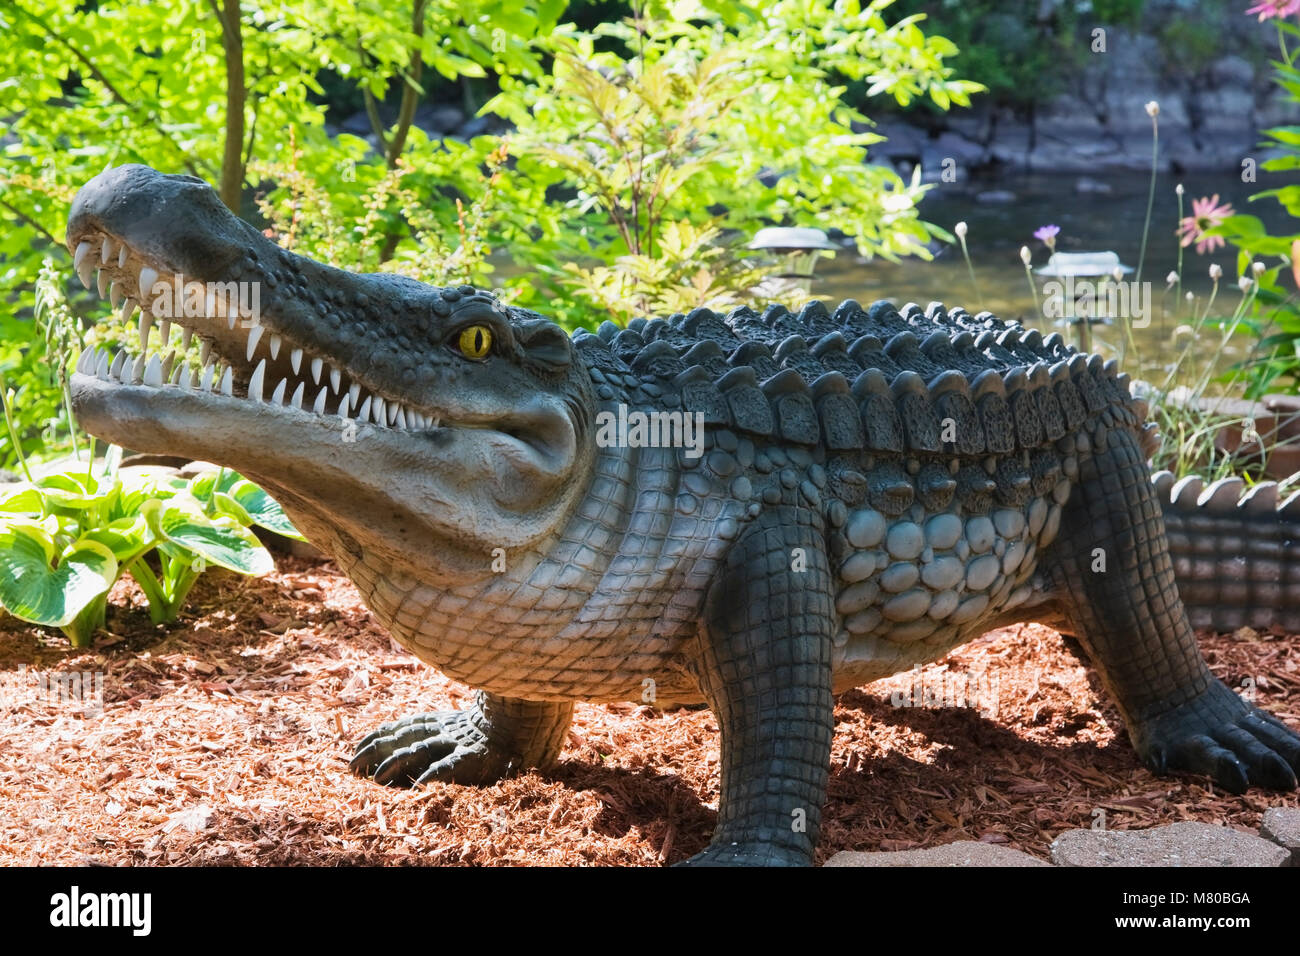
[[455, 115, 494, 140], [1259, 808, 1300, 866], [339, 110, 376, 136], [826, 841, 1048, 867], [1051, 822, 1290, 867], [413, 104, 466, 135], [933, 130, 987, 166]]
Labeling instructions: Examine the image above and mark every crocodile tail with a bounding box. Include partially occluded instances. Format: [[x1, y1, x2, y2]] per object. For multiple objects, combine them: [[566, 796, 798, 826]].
[[1154, 471, 1300, 633]]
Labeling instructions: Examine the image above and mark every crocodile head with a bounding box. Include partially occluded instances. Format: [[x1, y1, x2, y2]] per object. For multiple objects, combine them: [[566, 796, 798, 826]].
[[67, 164, 594, 580]]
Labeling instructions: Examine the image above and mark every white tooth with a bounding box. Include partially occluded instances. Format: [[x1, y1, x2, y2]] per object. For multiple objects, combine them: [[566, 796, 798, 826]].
[[131, 353, 145, 384], [291, 381, 305, 410], [199, 338, 212, 364], [219, 366, 232, 397], [176, 363, 189, 387], [348, 383, 361, 405], [330, 367, 341, 393], [337, 394, 351, 420], [269, 334, 281, 360], [290, 348, 303, 374], [313, 388, 327, 415], [394, 405, 406, 429], [138, 266, 158, 296], [143, 355, 163, 387], [431, 417, 440, 430], [118, 246, 128, 269], [120, 297, 137, 322], [74, 241, 92, 270], [181, 327, 193, 350], [310, 356, 322, 384], [248, 359, 266, 402], [227, 310, 237, 330], [372, 397, 386, 425], [109, 281, 123, 309], [109, 351, 126, 379], [138, 313, 152, 350], [77, 258, 95, 290], [201, 363, 215, 391], [270, 378, 287, 405], [101, 238, 113, 265], [387, 402, 399, 425], [161, 350, 176, 381], [246, 324, 263, 361], [189, 368, 200, 389], [158, 318, 171, 344], [75, 351, 89, 375], [97, 351, 111, 380], [119, 362, 133, 385], [358, 396, 371, 422], [96, 268, 108, 297]]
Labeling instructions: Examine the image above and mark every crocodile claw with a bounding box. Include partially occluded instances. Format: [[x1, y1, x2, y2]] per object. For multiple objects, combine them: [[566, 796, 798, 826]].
[[675, 843, 811, 867], [1138, 681, 1300, 794], [349, 710, 515, 786]]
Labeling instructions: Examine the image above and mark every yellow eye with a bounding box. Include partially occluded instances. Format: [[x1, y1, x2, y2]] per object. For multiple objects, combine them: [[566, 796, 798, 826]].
[[457, 325, 492, 359]]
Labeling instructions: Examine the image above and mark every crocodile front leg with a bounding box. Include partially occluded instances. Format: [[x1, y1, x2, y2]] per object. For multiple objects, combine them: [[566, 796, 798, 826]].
[[1046, 426, 1300, 792], [680, 506, 835, 867], [350, 691, 574, 786]]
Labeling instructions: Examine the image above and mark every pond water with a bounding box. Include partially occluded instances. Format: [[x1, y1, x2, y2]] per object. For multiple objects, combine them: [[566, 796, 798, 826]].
[[814, 171, 1300, 386]]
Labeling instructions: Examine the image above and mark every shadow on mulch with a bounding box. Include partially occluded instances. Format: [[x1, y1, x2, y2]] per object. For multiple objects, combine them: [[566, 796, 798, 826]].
[[0, 557, 1296, 866]]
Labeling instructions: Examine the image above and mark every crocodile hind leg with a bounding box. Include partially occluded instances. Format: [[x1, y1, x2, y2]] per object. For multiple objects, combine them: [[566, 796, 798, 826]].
[[1045, 426, 1300, 792], [680, 507, 835, 867], [350, 691, 574, 786]]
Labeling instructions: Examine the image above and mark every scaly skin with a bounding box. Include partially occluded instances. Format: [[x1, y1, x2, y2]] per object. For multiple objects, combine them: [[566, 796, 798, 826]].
[[64, 165, 1300, 866]]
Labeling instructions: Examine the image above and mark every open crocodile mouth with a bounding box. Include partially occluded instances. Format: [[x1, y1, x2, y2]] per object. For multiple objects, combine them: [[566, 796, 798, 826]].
[[68, 230, 437, 431]]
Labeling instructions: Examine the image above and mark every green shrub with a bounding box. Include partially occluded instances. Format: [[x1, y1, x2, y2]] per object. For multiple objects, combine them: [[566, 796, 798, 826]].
[[490, 0, 983, 327], [0, 442, 302, 647]]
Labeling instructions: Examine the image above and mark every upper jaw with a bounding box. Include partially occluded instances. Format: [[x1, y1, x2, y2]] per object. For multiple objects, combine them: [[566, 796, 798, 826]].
[[65, 165, 583, 524], [65, 165, 438, 431]]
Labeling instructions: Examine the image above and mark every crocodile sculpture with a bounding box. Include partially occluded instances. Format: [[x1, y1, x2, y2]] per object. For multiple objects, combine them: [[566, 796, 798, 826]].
[[65, 165, 1300, 865]]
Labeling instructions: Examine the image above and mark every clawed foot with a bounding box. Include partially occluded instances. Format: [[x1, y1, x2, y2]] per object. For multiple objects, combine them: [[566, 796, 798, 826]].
[[1138, 681, 1300, 794], [349, 710, 515, 786], [675, 842, 811, 867]]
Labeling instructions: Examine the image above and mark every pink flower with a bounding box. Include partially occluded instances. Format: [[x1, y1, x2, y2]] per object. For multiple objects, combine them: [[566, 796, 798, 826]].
[[1177, 195, 1235, 254], [1033, 224, 1059, 250], [1246, 0, 1300, 21]]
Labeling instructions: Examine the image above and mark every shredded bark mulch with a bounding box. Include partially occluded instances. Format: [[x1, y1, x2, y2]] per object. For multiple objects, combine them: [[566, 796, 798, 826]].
[[1, 557, 1296, 866]]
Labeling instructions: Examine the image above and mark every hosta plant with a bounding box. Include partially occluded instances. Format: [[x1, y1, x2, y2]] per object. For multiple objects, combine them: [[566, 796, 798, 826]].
[[0, 446, 302, 647]]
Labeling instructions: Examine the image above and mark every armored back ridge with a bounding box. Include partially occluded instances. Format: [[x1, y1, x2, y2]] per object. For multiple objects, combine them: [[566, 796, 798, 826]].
[[65, 165, 1300, 866]]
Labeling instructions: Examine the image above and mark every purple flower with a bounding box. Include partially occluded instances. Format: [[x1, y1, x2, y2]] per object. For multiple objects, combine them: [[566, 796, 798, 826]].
[[1177, 195, 1235, 255], [1033, 224, 1059, 250], [1246, 0, 1300, 22]]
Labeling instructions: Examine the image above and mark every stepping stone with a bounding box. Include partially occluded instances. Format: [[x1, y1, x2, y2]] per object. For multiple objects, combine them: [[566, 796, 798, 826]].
[[1051, 821, 1289, 867], [825, 841, 1048, 867], [1259, 808, 1300, 866]]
